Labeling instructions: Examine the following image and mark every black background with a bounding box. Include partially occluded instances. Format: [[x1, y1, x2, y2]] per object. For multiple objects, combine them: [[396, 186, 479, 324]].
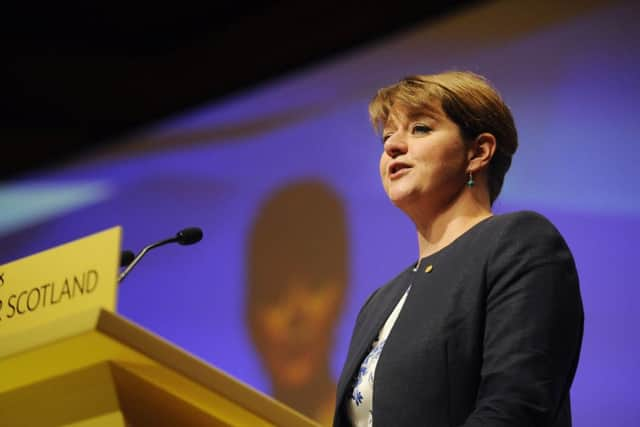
[[3, 1, 478, 179]]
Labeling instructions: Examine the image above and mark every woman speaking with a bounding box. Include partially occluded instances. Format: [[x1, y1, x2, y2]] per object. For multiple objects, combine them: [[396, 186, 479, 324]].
[[333, 71, 584, 426]]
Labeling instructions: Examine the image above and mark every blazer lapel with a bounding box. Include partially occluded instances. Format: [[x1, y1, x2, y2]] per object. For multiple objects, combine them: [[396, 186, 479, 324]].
[[336, 266, 414, 407]]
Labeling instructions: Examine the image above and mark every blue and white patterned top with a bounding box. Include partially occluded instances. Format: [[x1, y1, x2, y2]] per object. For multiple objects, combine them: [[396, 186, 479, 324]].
[[347, 287, 410, 427]]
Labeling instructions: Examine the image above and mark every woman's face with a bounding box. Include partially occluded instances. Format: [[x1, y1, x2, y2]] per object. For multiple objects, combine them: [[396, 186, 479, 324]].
[[379, 104, 469, 212], [250, 274, 344, 388]]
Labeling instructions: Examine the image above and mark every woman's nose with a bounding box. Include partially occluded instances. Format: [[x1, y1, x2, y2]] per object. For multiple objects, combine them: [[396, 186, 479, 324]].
[[284, 289, 311, 330], [384, 133, 408, 158]]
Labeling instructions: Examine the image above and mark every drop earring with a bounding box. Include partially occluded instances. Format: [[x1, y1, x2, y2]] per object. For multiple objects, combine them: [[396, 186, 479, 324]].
[[466, 171, 475, 187]]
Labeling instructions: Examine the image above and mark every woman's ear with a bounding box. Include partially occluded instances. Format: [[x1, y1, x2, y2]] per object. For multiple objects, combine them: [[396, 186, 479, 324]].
[[467, 133, 496, 172]]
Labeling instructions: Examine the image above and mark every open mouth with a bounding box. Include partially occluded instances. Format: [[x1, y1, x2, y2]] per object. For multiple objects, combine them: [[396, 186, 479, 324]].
[[389, 162, 411, 178]]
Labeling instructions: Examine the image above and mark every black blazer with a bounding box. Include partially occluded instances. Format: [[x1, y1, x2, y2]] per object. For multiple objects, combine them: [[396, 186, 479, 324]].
[[334, 211, 584, 427]]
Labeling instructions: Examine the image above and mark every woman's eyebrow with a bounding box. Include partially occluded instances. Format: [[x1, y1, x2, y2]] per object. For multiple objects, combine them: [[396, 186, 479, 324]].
[[406, 110, 439, 122]]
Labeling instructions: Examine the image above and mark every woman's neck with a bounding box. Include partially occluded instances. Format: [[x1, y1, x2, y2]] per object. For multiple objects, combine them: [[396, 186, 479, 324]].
[[412, 192, 492, 259]]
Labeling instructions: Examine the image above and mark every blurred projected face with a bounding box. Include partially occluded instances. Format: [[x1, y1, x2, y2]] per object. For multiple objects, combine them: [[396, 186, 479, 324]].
[[250, 274, 343, 388], [379, 104, 468, 211]]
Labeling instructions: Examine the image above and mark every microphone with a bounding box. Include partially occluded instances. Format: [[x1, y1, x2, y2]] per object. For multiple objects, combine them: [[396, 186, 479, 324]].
[[118, 227, 203, 284]]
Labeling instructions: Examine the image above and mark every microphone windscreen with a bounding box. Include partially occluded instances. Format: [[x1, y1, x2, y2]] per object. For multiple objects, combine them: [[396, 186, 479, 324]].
[[120, 250, 135, 267], [176, 227, 203, 245]]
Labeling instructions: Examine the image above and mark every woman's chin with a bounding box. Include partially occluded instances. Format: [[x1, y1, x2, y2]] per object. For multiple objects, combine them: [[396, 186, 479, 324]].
[[387, 187, 419, 208], [277, 360, 314, 388]]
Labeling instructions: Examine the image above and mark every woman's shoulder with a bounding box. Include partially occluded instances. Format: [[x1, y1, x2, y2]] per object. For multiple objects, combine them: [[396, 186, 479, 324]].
[[453, 210, 567, 256], [490, 210, 558, 230], [483, 210, 566, 242], [486, 210, 575, 265]]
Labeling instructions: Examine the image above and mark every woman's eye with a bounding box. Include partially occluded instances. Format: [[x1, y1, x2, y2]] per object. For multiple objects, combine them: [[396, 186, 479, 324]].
[[412, 124, 432, 134], [382, 134, 392, 144]]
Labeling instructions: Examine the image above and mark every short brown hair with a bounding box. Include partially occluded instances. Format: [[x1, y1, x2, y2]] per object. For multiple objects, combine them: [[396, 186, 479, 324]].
[[369, 71, 518, 204], [246, 179, 348, 308]]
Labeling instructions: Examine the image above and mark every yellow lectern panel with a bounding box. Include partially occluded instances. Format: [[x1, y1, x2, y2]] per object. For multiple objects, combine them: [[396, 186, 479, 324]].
[[0, 226, 121, 351], [0, 228, 319, 427], [0, 308, 320, 427]]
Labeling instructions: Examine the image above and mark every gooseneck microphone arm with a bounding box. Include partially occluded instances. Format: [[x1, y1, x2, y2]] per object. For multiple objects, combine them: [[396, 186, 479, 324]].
[[118, 227, 203, 284], [118, 237, 174, 284]]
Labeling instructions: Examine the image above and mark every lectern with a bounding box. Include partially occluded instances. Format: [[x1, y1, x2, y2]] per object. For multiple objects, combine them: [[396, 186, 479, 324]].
[[0, 227, 319, 427]]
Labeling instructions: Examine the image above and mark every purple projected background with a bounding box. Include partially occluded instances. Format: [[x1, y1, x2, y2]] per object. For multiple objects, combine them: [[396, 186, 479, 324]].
[[1, 1, 638, 424]]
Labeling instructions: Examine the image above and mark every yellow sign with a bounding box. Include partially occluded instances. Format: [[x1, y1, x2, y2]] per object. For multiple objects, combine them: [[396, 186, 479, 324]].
[[0, 226, 121, 338]]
